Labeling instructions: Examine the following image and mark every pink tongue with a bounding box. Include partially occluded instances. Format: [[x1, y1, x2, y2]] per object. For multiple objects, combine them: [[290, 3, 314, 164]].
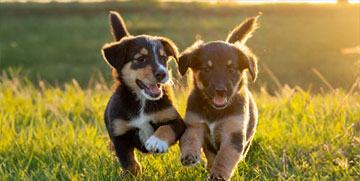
[[148, 84, 160, 94], [212, 97, 227, 106]]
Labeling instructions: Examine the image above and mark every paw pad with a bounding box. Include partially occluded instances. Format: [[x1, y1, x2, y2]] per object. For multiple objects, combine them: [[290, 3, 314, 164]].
[[181, 154, 200, 166], [208, 174, 226, 181]]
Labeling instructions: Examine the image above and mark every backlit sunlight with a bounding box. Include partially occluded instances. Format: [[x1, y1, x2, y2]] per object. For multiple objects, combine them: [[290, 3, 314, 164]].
[[1, 0, 360, 4]]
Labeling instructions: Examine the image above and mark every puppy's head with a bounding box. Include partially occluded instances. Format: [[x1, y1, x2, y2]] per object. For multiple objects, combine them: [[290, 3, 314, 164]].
[[102, 12, 178, 100], [178, 16, 259, 109]]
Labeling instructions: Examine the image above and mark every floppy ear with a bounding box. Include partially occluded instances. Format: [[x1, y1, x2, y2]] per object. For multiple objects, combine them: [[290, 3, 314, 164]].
[[160, 38, 179, 62], [101, 40, 129, 69], [226, 15, 259, 45], [109, 11, 130, 41], [238, 51, 258, 82], [178, 52, 191, 76], [246, 55, 258, 82], [178, 40, 204, 76]]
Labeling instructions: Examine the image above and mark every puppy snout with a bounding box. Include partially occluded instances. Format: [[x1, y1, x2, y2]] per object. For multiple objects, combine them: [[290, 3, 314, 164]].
[[215, 85, 227, 97], [155, 70, 167, 82]]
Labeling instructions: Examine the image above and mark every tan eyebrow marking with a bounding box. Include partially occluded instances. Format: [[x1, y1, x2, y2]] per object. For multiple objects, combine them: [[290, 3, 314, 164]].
[[140, 48, 148, 55], [134, 48, 148, 59], [208, 60, 213, 67], [227, 60, 232, 66], [134, 53, 142, 59], [159, 49, 165, 56]]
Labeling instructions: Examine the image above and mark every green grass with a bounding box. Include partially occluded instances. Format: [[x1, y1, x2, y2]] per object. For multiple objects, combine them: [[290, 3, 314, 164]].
[[0, 69, 359, 180], [0, 2, 359, 92], [0, 1, 359, 180]]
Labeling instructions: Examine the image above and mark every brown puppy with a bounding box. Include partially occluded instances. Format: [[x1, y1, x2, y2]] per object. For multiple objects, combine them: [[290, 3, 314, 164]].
[[102, 11, 185, 175], [178, 16, 260, 180]]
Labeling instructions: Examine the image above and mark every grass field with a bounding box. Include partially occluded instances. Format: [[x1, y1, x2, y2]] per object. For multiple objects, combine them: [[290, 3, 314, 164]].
[[0, 1, 359, 180], [0, 69, 359, 180], [0, 1, 359, 92]]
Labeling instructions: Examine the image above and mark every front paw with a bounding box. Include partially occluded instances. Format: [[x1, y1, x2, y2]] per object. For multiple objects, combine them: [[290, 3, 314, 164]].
[[145, 135, 168, 153], [207, 174, 227, 181], [181, 153, 200, 166]]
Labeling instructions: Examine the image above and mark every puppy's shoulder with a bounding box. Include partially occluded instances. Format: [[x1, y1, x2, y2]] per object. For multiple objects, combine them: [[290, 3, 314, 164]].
[[186, 88, 208, 110], [106, 88, 141, 121]]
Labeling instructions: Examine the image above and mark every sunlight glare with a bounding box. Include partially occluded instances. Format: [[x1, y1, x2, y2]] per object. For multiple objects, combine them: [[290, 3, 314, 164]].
[[0, 0, 359, 4]]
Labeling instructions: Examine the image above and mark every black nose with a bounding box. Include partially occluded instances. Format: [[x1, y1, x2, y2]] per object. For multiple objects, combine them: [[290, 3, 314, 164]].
[[215, 86, 227, 97], [155, 70, 167, 82]]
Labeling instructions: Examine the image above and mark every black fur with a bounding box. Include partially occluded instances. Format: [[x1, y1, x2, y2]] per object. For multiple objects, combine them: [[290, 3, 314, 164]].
[[109, 11, 129, 41], [226, 16, 259, 44], [230, 132, 244, 152], [102, 36, 177, 74], [102, 11, 185, 174], [186, 87, 246, 123], [104, 86, 182, 152], [102, 39, 129, 69]]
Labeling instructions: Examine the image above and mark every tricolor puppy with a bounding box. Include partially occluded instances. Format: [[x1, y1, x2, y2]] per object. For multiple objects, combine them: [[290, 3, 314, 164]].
[[178, 16, 260, 180], [102, 11, 185, 175]]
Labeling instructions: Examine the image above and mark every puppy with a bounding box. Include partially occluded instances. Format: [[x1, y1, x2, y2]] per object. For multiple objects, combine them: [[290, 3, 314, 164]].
[[102, 11, 185, 175], [178, 16, 260, 180]]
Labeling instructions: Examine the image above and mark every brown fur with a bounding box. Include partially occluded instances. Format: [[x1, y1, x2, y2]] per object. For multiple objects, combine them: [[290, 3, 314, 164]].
[[152, 107, 179, 123], [180, 113, 248, 180], [121, 63, 154, 93], [210, 145, 242, 180], [181, 90, 253, 180], [112, 107, 179, 137], [179, 16, 260, 180], [159, 49, 165, 56], [180, 112, 206, 166], [124, 153, 142, 175], [203, 138, 217, 171], [140, 48, 148, 55], [112, 119, 131, 136], [112, 68, 121, 90], [194, 70, 205, 90], [103, 11, 185, 175], [153, 125, 176, 145]]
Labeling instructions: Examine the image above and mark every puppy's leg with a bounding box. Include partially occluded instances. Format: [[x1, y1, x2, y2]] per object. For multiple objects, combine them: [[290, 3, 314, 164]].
[[203, 140, 217, 171], [180, 122, 205, 166], [145, 118, 185, 153], [112, 135, 141, 175], [209, 131, 245, 180], [146, 108, 185, 153]]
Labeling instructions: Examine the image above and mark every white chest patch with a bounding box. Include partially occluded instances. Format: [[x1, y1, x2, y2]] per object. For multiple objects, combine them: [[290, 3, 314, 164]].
[[203, 121, 217, 149], [118, 97, 169, 152], [207, 122, 216, 135], [199, 120, 216, 136], [128, 100, 154, 144]]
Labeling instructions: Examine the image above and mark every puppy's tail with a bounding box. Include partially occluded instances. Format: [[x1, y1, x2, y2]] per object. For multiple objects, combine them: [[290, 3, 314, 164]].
[[109, 11, 130, 41], [226, 15, 260, 44]]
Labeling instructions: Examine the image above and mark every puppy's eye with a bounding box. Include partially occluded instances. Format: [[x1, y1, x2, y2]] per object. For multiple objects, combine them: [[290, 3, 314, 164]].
[[137, 57, 146, 62], [229, 67, 237, 73], [161, 57, 167, 62]]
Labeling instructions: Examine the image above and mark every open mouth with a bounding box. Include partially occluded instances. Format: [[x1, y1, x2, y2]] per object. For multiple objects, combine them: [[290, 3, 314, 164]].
[[136, 79, 162, 98], [211, 97, 228, 108]]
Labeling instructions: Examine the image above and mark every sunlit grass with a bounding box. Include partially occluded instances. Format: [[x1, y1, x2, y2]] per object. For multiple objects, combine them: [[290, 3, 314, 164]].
[[0, 69, 359, 179]]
